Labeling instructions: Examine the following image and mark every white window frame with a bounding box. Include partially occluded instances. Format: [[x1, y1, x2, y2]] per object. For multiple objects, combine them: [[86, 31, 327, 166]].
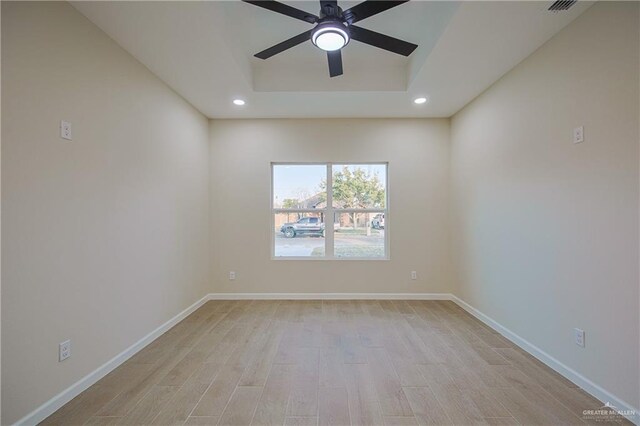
[[271, 162, 389, 261]]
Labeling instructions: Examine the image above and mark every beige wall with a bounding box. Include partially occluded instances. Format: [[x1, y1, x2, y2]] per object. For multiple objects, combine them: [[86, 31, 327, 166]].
[[209, 118, 452, 294], [450, 1, 639, 410], [1, 2, 210, 423]]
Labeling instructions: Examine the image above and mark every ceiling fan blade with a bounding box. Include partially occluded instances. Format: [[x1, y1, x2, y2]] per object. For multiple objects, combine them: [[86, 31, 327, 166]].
[[327, 50, 343, 77], [349, 25, 417, 56], [254, 30, 313, 59], [242, 0, 318, 23], [343, 0, 409, 24]]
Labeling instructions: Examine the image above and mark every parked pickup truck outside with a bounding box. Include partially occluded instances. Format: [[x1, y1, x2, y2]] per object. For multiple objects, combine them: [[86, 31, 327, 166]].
[[280, 217, 339, 238]]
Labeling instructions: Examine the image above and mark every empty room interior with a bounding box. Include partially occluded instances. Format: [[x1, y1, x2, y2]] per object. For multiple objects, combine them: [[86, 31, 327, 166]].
[[1, 0, 639, 425]]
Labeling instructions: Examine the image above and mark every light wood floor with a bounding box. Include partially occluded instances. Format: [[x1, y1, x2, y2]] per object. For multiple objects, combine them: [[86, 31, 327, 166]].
[[42, 300, 627, 426]]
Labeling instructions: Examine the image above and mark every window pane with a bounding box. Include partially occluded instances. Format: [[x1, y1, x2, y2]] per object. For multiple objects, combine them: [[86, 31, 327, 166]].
[[274, 213, 325, 257], [331, 164, 386, 209], [273, 165, 327, 209], [334, 212, 385, 258]]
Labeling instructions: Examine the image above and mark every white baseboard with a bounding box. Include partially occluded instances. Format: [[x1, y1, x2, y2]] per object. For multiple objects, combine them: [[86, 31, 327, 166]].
[[15, 294, 210, 426], [207, 292, 453, 300], [450, 295, 639, 425]]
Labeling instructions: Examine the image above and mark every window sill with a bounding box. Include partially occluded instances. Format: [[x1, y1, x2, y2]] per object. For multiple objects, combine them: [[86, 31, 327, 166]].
[[271, 256, 390, 261]]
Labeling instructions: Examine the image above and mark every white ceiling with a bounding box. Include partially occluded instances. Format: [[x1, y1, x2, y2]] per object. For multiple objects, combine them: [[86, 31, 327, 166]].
[[71, 1, 593, 118]]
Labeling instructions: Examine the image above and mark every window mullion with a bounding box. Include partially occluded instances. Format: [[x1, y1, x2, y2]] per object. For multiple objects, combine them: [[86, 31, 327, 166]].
[[326, 163, 334, 259]]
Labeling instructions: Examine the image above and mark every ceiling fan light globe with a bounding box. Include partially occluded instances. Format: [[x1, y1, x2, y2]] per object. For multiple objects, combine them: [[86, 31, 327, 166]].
[[311, 24, 349, 51], [315, 32, 346, 51]]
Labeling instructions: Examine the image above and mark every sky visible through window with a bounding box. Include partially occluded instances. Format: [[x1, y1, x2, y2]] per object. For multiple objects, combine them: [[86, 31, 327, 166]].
[[273, 164, 386, 208]]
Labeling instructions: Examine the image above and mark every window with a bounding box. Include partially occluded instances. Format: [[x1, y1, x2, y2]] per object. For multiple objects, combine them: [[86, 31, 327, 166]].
[[272, 163, 388, 259]]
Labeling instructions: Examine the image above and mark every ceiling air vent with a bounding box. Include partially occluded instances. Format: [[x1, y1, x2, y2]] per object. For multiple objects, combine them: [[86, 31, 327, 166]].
[[548, 0, 577, 11]]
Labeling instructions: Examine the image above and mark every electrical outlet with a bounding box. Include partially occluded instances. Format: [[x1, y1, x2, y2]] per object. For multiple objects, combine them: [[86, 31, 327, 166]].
[[411, 271, 417, 280], [574, 328, 585, 347], [573, 126, 584, 144], [229, 271, 236, 281], [59, 339, 71, 361], [60, 120, 72, 140]]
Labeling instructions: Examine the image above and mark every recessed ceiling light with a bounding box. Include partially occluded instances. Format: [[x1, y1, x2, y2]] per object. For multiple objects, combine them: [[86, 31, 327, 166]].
[[311, 22, 350, 51], [233, 99, 246, 106], [413, 97, 428, 105]]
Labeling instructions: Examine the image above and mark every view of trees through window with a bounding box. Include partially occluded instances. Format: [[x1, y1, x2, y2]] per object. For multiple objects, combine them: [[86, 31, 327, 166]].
[[273, 163, 387, 258]]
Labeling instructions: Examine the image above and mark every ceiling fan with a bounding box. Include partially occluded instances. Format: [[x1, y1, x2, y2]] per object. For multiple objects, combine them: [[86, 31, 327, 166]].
[[242, 0, 418, 77]]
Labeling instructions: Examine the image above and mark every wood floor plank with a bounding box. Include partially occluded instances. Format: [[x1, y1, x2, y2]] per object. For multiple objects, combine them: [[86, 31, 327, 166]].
[[339, 324, 368, 364], [285, 417, 319, 426], [190, 363, 245, 416], [192, 318, 270, 417], [383, 416, 419, 426], [418, 365, 487, 425], [356, 320, 386, 348], [42, 384, 127, 425], [321, 322, 342, 348], [444, 335, 511, 388], [366, 347, 413, 417], [240, 323, 285, 386], [472, 327, 514, 349], [298, 320, 323, 348], [403, 316, 453, 364], [403, 386, 453, 426], [218, 386, 263, 426], [439, 358, 512, 419], [83, 416, 123, 425], [287, 347, 320, 417], [42, 362, 158, 425], [392, 319, 434, 365], [151, 362, 222, 425], [483, 417, 520, 425], [492, 347, 616, 424], [344, 363, 383, 426], [158, 313, 230, 386], [468, 343, 511, 366], [391, 300, 416, 316], [174, 307, 233, 349], [495, 346, 583, 391], [350, 399, 383, 426], [318, 387, 350, 426], [96, 345, 192, 417], [119, 385, 178, 425], [486, 387, 557, 425], [301, 300, 323, 323], [184, 416, 221, 425], [491, 365, 585, 425], [252, 364, 296, 426], [384, 337, 429, 387], [319, 347, 346, 388], [343, 363, 378, 402]]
